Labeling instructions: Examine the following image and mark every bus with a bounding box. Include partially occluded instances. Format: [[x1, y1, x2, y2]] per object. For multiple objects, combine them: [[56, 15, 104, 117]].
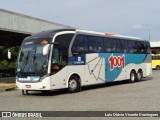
[[8, 29, 152, 95], [152, 54, 160, 70]]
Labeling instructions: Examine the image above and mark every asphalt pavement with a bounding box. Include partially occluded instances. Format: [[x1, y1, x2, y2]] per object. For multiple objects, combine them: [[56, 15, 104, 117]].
[[0, 70, 160, 120]]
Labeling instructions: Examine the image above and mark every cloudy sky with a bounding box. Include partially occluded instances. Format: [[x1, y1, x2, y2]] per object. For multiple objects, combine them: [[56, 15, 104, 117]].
[[0, 0, 160, 40]]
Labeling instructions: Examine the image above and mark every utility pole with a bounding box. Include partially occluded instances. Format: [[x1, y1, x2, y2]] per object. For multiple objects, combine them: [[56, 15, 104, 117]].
[[148, 29, 150, 41]]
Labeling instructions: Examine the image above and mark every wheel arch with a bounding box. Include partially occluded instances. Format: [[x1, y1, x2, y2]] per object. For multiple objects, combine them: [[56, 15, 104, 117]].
[[66, 73, 81, 87], [130, 69, 136, 74]]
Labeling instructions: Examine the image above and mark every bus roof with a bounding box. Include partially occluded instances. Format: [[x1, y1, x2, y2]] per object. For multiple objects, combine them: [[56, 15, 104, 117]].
[[76, 29, 143, 41], [24, 29, 75, 40], [24, 28, 145, 41]]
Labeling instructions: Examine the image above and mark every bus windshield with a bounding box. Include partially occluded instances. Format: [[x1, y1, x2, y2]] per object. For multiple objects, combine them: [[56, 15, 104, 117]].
[[17, 38, 50, 76]]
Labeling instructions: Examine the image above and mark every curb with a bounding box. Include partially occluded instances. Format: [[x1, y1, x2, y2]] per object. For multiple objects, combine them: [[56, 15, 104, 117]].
[[0, 83, 16, 92], [0, 83, 16, 87], [5, 86, 16, 91]]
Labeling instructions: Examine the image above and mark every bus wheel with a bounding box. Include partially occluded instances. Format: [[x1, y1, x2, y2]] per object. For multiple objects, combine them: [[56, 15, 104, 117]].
[[22, 90, 28, 95], [130, 71, 136, 83], [156, 65, 160, 70], [136, 71, 143, 82], [68, 76, 80, 93]]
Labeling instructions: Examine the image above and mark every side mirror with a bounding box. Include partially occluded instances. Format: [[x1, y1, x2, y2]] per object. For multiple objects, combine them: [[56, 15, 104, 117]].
[[8, 50, 11, 59], [43, 44, 50, 55]]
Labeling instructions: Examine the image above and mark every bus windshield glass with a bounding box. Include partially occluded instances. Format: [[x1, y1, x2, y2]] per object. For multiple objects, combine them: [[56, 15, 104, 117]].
[[17, 38, 51, 76]]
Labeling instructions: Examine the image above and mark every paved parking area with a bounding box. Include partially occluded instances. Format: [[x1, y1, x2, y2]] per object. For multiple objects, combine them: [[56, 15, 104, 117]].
[[0, 70, 159, 120]]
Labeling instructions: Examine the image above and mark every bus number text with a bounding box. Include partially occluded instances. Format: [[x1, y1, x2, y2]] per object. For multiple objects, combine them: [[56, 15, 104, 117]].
[[109, 54, 125, 71]]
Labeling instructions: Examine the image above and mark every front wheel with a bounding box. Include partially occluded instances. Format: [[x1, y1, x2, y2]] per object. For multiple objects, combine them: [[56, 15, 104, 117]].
[[22, 90, 28, 95], [68, 76, 80, 93]]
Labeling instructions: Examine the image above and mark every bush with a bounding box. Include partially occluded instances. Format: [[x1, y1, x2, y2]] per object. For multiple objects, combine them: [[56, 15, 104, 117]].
[[0, 46, 18, 78]]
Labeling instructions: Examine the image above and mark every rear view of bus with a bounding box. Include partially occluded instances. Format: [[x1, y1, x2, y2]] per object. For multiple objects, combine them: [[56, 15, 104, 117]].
[[13, 29, 152, 95]]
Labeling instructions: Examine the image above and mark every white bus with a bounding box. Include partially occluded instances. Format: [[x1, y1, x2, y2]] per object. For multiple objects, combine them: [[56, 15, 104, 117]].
[[8, 29, 152, 95]]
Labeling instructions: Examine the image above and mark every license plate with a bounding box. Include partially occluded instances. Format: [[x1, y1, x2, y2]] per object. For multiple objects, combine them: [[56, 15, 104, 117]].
[[25, 85, 31, 88]]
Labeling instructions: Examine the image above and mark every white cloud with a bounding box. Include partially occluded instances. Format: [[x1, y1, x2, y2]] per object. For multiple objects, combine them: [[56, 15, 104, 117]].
[[132, 24, 143, 29]]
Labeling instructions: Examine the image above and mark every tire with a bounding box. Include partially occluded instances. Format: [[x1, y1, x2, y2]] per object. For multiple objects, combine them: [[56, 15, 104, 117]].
[[68, 76, 80, 93], [129, 71, 136, 83], [22, 90, 25, 95], [136, 71, 143, 82], [22, 90, 28, 95], [156, 65, 160, 70]]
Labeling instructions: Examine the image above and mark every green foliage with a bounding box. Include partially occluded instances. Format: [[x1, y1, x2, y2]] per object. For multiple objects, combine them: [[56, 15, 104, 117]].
[[0, 46, 18, 77]]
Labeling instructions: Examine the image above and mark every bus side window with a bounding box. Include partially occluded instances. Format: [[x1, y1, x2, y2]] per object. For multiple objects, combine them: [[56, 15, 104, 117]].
[[103, 38, 112, 52], [54, 34, 74, 66], [116, 39, 122, 53], [52, 48, 60, 63], [144, 42, 151, 54], [71, 35, 88, 54], [137, 41, 145, 53], [111, 38, 116, 52], [128, 41, 137, 53], [121, 39, 128, 53], [88, 36, 103, 53]]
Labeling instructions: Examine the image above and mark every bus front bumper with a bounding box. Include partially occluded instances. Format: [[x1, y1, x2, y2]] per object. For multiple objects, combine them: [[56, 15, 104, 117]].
[[16, 77, 51, 91]]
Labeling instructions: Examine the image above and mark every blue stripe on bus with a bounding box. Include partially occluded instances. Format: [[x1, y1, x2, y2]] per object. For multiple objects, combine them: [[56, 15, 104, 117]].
[[68, 53, 147, 82], [99, 53, 147, 82]]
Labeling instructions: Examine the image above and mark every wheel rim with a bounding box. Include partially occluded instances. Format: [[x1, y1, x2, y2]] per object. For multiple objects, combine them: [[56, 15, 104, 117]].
[[69, 79, 77, 91], [131, 73, 135, 82]]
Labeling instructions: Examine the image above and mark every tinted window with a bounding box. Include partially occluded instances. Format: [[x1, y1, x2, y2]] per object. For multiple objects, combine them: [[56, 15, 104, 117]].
[[103, 38, 117, 53], [111, 38, 116, 52], [71, 35, 88, 54], [53, 34, 74, 67], [137, 41, 145, 53], [103, 38, 112, 52], [88, 36, 103, 53], [128, 41, 138, 53], [120, 39, 128, 53], [154, 56, 160, 60], [55, 34, 74, 56], [152, 56, 159, 60], [116, 39, 122, 53], [144, 42, 151, 54]]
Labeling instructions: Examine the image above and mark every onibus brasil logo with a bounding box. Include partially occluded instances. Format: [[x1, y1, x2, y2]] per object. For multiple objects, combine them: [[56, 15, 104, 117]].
[[108, 54, 125, 71]]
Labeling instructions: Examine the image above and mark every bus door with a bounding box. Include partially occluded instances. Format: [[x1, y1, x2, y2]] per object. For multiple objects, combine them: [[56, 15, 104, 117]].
[[50, 34, 74, 89]]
